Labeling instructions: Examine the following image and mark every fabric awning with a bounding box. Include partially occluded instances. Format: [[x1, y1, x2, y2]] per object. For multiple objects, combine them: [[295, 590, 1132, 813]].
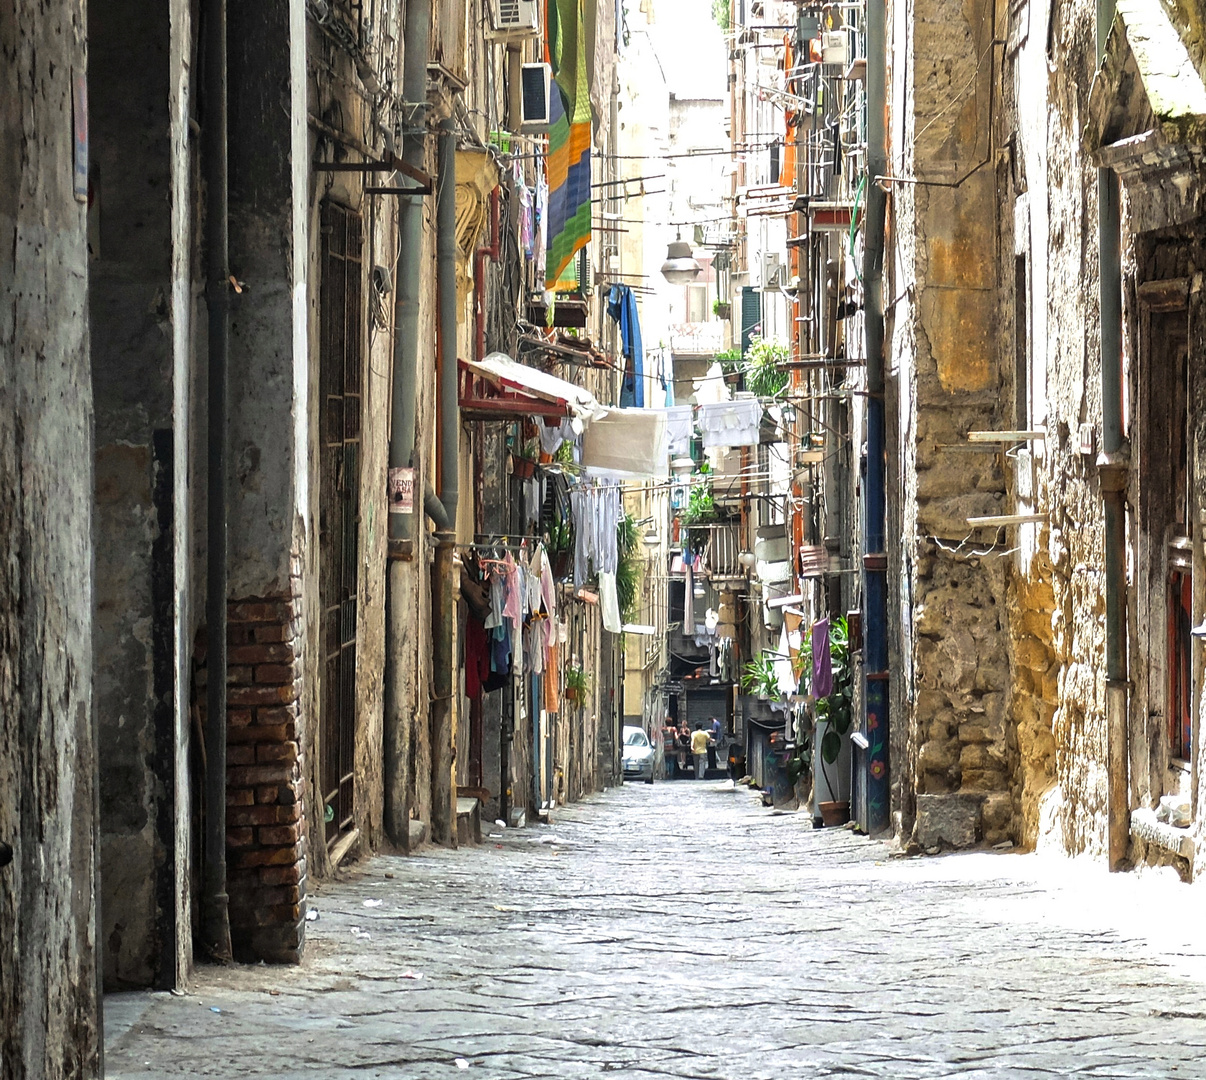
[[458, 352, 603, 427]]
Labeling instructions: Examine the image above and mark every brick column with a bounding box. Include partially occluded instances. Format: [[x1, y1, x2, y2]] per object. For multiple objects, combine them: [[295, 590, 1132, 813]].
[[224, 581, 307, 962]]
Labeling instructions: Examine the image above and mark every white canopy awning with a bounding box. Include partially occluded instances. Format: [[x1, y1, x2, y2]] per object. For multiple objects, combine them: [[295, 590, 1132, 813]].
[[461, 352, 604, 429]]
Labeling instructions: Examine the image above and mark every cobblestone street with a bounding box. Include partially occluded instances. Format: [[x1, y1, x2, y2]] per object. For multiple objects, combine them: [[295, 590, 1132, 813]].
[[106, 782, 1206, 1079]]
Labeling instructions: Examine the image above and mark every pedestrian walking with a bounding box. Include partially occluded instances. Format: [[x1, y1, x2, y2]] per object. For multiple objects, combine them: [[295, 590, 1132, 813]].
[[707, 715, 721, 771], [677, 722, 692, 777], [690, 723, 710, 779], [662, 716, 678, 778]]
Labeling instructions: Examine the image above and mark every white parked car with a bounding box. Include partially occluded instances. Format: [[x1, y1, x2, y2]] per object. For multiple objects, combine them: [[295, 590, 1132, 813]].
[[622, 725, 655, 784]]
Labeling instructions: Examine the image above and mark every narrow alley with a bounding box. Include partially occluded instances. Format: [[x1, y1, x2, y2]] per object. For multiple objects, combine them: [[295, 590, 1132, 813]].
[[106, 784, 1206, 1079], [14, 0, 1206, 1072]]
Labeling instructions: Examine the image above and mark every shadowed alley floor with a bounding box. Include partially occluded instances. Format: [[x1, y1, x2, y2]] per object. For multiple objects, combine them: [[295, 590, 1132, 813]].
[[105, 781, 1206, 1078]]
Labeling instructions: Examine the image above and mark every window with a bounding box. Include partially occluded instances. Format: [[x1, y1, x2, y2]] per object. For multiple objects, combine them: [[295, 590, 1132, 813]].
[[687, 284, 709, 325]]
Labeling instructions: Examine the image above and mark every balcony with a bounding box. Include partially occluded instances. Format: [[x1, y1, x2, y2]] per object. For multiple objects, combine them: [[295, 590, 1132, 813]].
[[687, 523, 746, 579], [668, 322, 725, 356]]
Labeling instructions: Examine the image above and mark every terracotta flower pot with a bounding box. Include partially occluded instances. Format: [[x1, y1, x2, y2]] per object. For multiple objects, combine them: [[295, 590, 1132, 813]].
[[818, 800, 850, 827], [511, 454, 536, 480]]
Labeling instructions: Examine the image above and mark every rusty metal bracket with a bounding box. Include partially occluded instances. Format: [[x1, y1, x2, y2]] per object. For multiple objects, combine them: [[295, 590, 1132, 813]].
[[388, 538, 414, 562]]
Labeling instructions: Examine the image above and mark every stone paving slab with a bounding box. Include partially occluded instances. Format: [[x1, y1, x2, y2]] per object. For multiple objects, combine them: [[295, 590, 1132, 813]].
[[105, 781, 1206, 1078]]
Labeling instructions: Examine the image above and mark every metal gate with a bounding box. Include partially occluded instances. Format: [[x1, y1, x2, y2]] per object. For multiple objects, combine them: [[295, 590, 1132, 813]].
[[685, 686, 730, 731], [319, 202, 363, 847]]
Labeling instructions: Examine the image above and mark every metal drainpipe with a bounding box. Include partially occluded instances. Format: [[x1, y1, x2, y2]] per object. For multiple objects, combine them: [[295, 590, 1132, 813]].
[[860, 0, 890, 835], [430, 118, 460, 846], [1097, 0, 1130, 870], [384, 0, 432, 848], [201, 0, 233, 961]]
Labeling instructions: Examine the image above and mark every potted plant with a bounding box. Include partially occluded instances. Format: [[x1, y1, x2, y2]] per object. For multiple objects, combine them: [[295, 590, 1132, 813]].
[[546, 511, 574, 581], [564, 665, 589, 706], [511, 436, 538, 480], [741, 651, 780, 700], [713, 298, 731, 320], [805, 616, 853, 826], [744, 335, 789, 399]]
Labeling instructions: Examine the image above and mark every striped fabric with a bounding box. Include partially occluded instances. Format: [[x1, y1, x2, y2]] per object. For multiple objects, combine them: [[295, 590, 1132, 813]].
[[545, 0, 592, 289]]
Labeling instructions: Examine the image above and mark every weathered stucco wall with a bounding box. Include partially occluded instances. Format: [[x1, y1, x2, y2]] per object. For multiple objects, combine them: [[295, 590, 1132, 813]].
[[0, 0, 101, 1071], [89, 0, 184, 989]]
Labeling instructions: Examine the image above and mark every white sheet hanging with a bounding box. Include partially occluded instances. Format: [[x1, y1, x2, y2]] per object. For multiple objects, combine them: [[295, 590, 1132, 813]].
[[580, 408, 669, 478], [697, 396, 763, 448], [599, 571, 622, 634]]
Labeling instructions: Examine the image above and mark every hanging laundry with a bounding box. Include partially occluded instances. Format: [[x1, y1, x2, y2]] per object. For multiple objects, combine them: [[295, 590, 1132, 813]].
[[464, 616, 491, 699], [544, 643, 561, 712], [659, 404, 694, 456], [812, 617, 833, 698], [502, 552, 522, 637], [484, 568, 506, 630], [519, 182, 535, 259], [698, 396, 763, 448], [599, 570, 622, 634], [540, 550, 558, 652], [581, 410, 668, 478], [539, 417, 574, 455], [607, 285, 645, 408]]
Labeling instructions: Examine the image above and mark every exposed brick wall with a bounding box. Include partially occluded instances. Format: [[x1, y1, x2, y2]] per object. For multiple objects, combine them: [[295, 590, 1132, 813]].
[[224, 580, 307, 963]]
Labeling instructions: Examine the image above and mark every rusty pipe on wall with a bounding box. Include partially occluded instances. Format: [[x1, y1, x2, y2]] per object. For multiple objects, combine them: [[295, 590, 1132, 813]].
[[429, 119, 460, 846], [384, 0, 432, 849]]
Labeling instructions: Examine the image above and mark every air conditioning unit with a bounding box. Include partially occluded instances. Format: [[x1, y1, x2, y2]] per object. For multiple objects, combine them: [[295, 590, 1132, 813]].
[[488, 0, 540, 40], [762, 253, 785, 287], [520, 62, 552, 130]]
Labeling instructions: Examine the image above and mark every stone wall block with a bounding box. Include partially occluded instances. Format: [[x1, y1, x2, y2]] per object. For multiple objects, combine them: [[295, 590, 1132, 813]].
[[259, 862, 305, 887], [228, 763, 298, 788], [981, 791, 1013, 843], [228, 683, 299, 707], [229, 642, 295, 665], [961, 767, 1010, 792], [228, 803, 302, 828], [253, 663, 296, 685], [227, 745, 256, 766], [915, 793, 982, 849], [1013, 634, 1050, 670], [257, 741, 299, 764], [229, 843, 305, 870], [259, 822, 303, 846]]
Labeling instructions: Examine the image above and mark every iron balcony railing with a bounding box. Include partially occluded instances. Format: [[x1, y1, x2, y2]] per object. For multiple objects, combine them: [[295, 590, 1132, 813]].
[[688, 523, 746, 578]]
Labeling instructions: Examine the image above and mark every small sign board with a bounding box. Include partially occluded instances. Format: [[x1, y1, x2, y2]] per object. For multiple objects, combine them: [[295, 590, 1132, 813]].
[[388, 467, 414, 514]]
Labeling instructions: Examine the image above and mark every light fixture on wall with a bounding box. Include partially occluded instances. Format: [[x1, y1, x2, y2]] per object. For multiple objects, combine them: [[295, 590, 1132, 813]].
[[738, 550, 756, 569], [644, 528, 659, 546], [660, 234, 702, 285]]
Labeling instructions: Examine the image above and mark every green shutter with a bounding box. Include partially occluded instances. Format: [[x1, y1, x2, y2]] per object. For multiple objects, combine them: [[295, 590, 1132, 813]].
[[740, 286, 760, 356]]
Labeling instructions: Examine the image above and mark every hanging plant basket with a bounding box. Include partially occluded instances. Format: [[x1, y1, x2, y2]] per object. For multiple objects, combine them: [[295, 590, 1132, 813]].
[[511, 453, 537, 480], [714, 302, 732, 320]]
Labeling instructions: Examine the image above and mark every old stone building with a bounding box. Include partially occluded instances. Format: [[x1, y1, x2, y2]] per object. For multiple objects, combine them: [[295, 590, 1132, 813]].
[[883, 0, 1206, 875], [4, 0, 631, 1067]]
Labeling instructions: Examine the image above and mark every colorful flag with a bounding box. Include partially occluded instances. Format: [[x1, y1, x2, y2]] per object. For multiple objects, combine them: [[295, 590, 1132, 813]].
[[545, 0, 592, 289]]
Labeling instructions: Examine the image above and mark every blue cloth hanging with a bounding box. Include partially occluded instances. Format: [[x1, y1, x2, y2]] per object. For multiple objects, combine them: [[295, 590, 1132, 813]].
[[608, 284, 645, 408]]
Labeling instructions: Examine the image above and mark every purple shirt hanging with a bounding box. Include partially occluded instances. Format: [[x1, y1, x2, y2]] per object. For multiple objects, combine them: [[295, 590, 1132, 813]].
[[811, 618, 832, 698]]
